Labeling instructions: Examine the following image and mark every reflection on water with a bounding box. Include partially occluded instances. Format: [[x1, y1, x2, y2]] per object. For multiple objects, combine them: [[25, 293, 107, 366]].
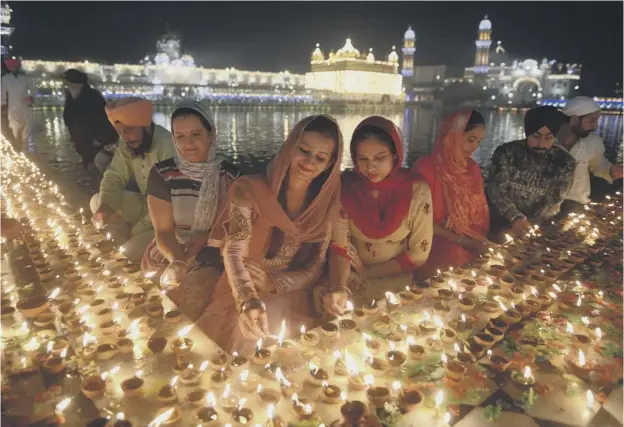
[[33, 106, 623, 195]]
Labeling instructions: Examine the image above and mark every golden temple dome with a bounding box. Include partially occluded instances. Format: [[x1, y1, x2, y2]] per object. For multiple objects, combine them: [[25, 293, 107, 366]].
[[366, 48, 375, 63], [311, 43, 324, 62], [335, 38, 361, 59], [388, 46, 399, 64]]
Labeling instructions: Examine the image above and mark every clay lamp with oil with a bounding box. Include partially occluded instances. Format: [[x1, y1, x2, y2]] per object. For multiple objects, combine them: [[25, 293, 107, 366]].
[[408, 338, 428, 361], [237, 369, 260, 393], [151, 407, 182, 426], [157, 376, 179, 404], [185, 389, 208, 408], [488, 284, 505, 297], [82, 375, 107, 401], [116, 337, 134, 355], [366, 351, 389, 375], [429, 274, 446, 288], [147, 335, 167, 354], [291, 394, 315, 421], [489, 354, 511, 373], [219, 384, 240, 413], [172, 359, 191, 376], [362, 299, 379, 315], [299, 325, 320, 347], [410, 280, 430, 293], [195, 399, 219, 426], [333, 350, 348, 376], [385, 291, 401, 311], [365, 375, 391, 409], [320, 321, 339, 338], [484, 326, 504, 343], [308, 362, 330, 386], [511, 366, 536, 389], [322, 380, 343, 404], [481, 300, 502, 316], [251, 339, 272, 365], [445, 360, 467, 381], [398, 385, 423, 413], [229, 352, 250, 374], [232, 398, 254, 426], [43, 348, 68, 374], [180, 361, 209, 386], [163, 309, 182, 325], [473, 332, 496, 349], [489, 317, 509, 333], [275, 367, 302, 397], [339, 317, 357, 331], [418, 312, 437, 334], [256, 384, 281, 406], [346, 360, 366, 391], [340, 400, 368, 426], [386, 330, 405, 347], [171, 326, 194, 357], [399, 288, 417, 305], [571, 333, 592, 351], [434, 302, 451, 315], [362, 333, 382, 355], [211, 369, 229, 390], [386, 342, 407, 368], [121, 371, 145, 398]]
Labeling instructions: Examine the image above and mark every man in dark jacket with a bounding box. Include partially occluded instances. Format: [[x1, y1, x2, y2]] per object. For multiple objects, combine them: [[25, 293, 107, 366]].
[[63, 68, 118, 170], [487, 106, 576, 239]]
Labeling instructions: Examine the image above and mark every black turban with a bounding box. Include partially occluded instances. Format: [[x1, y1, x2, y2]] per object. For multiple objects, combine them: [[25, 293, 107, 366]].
[[524, 106, 569, 137], [63, 68, 88, 84]]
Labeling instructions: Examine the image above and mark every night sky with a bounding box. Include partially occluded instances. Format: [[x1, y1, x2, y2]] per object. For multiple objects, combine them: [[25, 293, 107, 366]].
[[7, 1, 623, 96]]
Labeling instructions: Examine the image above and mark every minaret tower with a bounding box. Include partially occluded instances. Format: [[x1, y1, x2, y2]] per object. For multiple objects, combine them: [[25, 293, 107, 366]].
[[474, 15, 492, 74], [1, 2, 14, 57], [401, 26, 415, 77]]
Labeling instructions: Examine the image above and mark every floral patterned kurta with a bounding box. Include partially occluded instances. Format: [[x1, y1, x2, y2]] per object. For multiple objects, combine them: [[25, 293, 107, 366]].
[[330, 181, 434, 299]]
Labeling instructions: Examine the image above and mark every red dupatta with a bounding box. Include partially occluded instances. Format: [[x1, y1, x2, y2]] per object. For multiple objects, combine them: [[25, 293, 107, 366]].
[[341, 116, 417, 239], [433, 110, 489, 239]]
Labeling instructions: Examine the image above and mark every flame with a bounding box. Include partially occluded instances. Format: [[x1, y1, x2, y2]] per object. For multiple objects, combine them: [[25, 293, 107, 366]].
[[340, 391, 347, 401], [362, 332, 372, 342], [344, 350, 359, 375], [300, 325, 306, 335], [587, 390, 594, 409], [406, 335, 415, 346], [333, 350, 342, 361], [440, 352, 448, 364], [460, 314, 466, 323], [471, 270, 477, 278], [346, 300, 354, 311], [135, 370, 143, 378], [363, 374, 375, 386], [385, 291, 399, 305], [47, 341, 54, 354], [275, 367, 291, 387], [255, 339, 263, 352], [448, 280, 457, 291], [55, 397, 71, 412], [581, 316, 589, 326], [60, 348, 68, 358], [309, 362, 319, 375], [443, 413, 452, 424], [523, 366, 532, 379], [498, 300, 509, 312], [595, 327, 602, 339], [109, 365, 120, 376], [207, 391, 216, 407], [150, 408, 174, 427], [144, 271, 157, 279], [116, 413, 125, 420], [454, 343, 460, 354], [170, 376, 178, 387], [237, 398, 247, 411], [433, 315, 445, 329], [177, 325, 193, 338], [199, 360, 209, 372], [392, 381, 402, 391], [566, 322, 574, 334], [578, 350, 586, 367], [239, 370, 250, 382], [435, 390, 444, 406], [48, 288, 60, 300], [223, 383, 231, 398], [267, 403, 275, 420]]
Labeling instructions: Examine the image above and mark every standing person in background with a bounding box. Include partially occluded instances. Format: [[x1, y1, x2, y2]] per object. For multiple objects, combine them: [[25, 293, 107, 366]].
[[0, 58, 35, 152], [412, 109, 491, 278], [558, 96, 624, 216], [486, 106, 575, 240], [62, 69, 118, 171], [90, 97, 175, 263]]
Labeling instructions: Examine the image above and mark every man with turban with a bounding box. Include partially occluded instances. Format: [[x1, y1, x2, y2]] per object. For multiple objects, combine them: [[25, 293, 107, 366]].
[[90, 97, 175, 263], [486, 106, 576, 238], [557, 96, 623, 215], [62, 68, 119, 170], [1, 58, 35, 151]]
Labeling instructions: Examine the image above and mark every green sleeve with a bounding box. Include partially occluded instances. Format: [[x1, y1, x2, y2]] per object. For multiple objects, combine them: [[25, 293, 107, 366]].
[[99, 149, 131, 212]]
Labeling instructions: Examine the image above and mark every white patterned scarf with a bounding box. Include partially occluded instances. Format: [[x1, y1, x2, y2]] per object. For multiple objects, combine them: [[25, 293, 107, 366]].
[[171, 101, 222, 243]]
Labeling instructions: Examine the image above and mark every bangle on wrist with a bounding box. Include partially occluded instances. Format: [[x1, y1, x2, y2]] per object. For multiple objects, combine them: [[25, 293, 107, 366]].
[[328, 286, 351, 296], [239, 297, 266, 314], [170, 260, 188, 268], [511, 213, 526, 223]]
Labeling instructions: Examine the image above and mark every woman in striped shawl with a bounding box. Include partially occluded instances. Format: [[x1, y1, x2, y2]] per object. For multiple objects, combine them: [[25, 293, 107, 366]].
[[142, 101, 240, 320]]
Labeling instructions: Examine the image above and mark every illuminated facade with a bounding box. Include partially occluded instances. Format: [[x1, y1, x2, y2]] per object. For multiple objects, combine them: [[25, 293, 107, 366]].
[[1, 2, 14, 57], [401, 26, 415, 77], [304, 38, 403, 101], [464, 16, 582, 105]]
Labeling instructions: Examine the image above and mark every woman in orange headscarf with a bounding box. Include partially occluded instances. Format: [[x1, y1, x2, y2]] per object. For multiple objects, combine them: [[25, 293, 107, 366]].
[[196, 115, 342, 354], [412, 109, 491, 278]]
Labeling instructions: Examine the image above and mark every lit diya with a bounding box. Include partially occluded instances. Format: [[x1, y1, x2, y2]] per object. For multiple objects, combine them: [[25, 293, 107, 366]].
[[210, 370, 228, 389], [386, 343, 407, 367], [321, 381, 343, 404], [408, 344, 428, 361], [164, 310, 183, 324], [440, 328, 457, 344], [170, 337, 193, 357], [251, 340, 272, 365], [232, 401, 254, 425], [257, 384, 281, 405], [362, 299, 379, 315], [185, 389, 207, 408], [489, 354, 511, 372], [571, 333, 592, 351], [157, 384, 178, 404], [147, 336, 168, 354], [398, 385, 423, 413], [320, 322, 339, 338], [445, 360, 467, 381], [121, 374, 145, 398], [339, 318, 357, 331], [81, 375, 107, 401], [308, 362, 329, 386], [291, 395, 315, 420], [366, 383, 392, 409], [195, 406, 219, 425], [511, 366, 536, 388], [299, 326, 320, 347]]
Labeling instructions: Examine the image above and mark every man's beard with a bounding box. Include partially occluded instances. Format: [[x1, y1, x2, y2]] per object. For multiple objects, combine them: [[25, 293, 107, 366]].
[[529, 146, 549, 154], [572, 124, 590, 138]]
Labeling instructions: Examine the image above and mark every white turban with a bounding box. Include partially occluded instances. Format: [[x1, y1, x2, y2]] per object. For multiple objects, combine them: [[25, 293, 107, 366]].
[[563, 96, 601, 117]]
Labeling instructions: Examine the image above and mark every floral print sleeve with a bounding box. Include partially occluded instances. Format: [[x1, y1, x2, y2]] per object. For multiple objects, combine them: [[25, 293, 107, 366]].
[[394, 182, 434, 272]]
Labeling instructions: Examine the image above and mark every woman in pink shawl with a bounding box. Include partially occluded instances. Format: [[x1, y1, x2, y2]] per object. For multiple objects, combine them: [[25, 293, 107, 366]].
[[412, 109, 491, 277]]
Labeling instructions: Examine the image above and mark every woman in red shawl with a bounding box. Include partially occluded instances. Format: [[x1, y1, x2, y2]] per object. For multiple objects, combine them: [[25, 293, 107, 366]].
[[411, 109, 491, 278], [320, 116, 433, 314]]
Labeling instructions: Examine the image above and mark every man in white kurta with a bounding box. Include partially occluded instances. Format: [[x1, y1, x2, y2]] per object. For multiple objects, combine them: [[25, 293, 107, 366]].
[[1, 59, 35, 151], [558, 96, 623, 215]]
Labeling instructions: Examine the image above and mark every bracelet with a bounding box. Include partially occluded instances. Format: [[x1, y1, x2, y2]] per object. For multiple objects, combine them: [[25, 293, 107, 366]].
[[239, 297, 266, 315], [511, 213, 526, 223], [327, 286, 352, 296], [457, 236, 466, 245]]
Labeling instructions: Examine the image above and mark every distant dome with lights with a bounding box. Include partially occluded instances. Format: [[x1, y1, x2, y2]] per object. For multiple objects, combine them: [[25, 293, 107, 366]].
[[479, 15, 492, 30], [366, 48, 375, 63], [404, 26, 415, 40], [180, 54, 195, 67], [311, 43, 324, 61], [335, 38, 361, 59], [388, 46, 399, 64]]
